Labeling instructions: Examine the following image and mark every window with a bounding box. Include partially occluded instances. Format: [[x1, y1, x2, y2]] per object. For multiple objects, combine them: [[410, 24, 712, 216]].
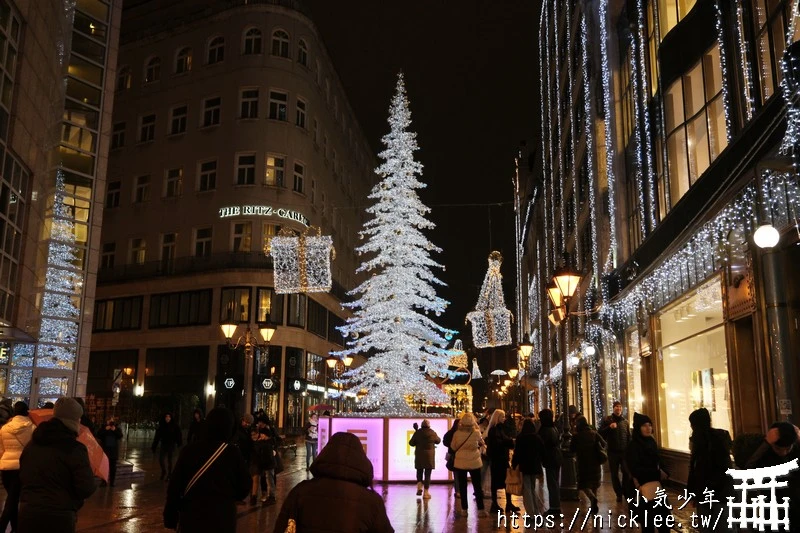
[[170, 105, 187, 135], [646, 1, 659, 98], [161, 232, 176, 271], [129, 238, 146, 264], [269, 91, 288, 120], [134, 175, 150, 203], [240, 88, 259, 119], [207, 36, 225, 64], [271, 30, 289, 58], [149, 289, 212, 328], [657, 0, 697, 38], [164, 168, 183, 197], [295, 98, 307, 128], [232, 221, 252, 252], [328, 313, 344, 345], [105, 181, 120, 208], [111, 122, 125, 149], [265, 155, 285, 186], [100, 242, 115, 269], [307, 298, 327, 337], [287, 294, 306, 327], [144, 57, 161, 83], [194, 227, 212, 257], [256, 287, 283, 324], [220, 287, 251, 322], [116, 67, 131, 91], [750, 0, 792, 106], [297, 39, 308, 66], [175, 47, 192, 74], [139, 114, 155, 142], [263, 223, 281, 252], [93, 297, 142, 331], [293, 162, 304, 194], [243, 28, 262, 55], [236, 153, 256, 185], [198, 160, 217, 191], [664, 43, 727, 207], [202, 97, 221, 127]]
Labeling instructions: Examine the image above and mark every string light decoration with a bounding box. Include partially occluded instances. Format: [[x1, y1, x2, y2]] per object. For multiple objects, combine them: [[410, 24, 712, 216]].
[[600, 0, 618, 272], [636, 0, 657, 231], [269, 226, 335, 294], [714, 0, 733, 142], [629, 25, 648, 242], [581, 13, 600, 312], [448, 339, 468, 368], [332, 74, 454, 415], [471, 358, 483, 380], [780, 0, 800, 168], [467, 251, 513, 348], [736, 3, 756, 120]]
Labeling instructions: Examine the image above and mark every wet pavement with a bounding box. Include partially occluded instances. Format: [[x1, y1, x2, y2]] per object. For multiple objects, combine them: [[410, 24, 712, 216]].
[[0, 436, 698, 532]]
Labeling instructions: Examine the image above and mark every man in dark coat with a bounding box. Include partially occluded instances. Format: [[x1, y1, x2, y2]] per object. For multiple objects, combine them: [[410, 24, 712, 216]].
[[164, 408, 250, 532], [687, 408, 732, 533], [273, 432, 394, 533], [409, 419, 440, 499], [538, 409, 562, 516], [599, 401, 631, 502], [512, 419, 546, 516], [18, 397, 96, 533], [152, 413, 182, 480], [186, 409, 206, 444], [97, 418, 123, 487], [570, 416, 606, 514]]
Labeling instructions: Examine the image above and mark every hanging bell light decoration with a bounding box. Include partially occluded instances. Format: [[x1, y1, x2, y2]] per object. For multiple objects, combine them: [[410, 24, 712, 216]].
[[268, 226, 335, 294], [471, 357, 483, 380], [466, 251, 513, 348]]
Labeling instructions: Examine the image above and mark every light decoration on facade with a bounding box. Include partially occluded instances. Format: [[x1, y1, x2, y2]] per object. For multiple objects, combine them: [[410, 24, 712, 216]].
[[736, 3, 755, 120], [567, 2, 578, 273], [714, 0, 734, 142], [471, 358, 483, 380], [269, 226, 334, 294], [332, 74, 454, 415], [629, 23, 648, 243], [694, 281, 723, 313], [600, 0, 618, 272], [780, 0, 800, 169], [448, 340, 468, 368], [555, 2, 566, 252], [467, 251, 513, 348], [543, 3, 556, 276], [636, 0, 658, 231]]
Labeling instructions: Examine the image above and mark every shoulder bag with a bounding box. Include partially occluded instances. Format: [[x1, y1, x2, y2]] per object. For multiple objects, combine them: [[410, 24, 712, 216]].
[[505, 465, 523, 496]]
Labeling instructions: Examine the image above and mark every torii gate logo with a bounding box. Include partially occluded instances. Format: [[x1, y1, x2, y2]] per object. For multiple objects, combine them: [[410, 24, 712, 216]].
[[727, 459, 799, 531]]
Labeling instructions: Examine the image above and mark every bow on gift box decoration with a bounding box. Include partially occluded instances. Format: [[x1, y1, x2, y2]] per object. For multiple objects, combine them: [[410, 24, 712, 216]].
[[268, 226, 335, 294], [466, 251, 513, 348]]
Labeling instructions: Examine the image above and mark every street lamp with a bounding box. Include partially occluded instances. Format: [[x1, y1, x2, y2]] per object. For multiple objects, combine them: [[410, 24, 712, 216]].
[[220, 318, 278, 416], [327, 356, 353, 411]]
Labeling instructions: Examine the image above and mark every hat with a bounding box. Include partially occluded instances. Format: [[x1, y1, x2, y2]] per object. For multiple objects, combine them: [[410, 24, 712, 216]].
[[421, 419, 430, 428], [54, 397, 83, 435], [12, 402, 28, 417], [242, 413, 254, 425]]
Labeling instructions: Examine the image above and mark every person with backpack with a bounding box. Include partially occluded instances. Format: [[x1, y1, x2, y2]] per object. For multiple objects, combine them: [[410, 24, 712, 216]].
[[687, 408, 732, 533], [538, 409, 562, 516], [570, 416, 606, 515]]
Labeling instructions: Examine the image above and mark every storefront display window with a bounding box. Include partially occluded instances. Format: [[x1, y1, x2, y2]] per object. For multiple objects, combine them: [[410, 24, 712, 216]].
[[625, 329, 644, 421], [656, 276, 730, 452]]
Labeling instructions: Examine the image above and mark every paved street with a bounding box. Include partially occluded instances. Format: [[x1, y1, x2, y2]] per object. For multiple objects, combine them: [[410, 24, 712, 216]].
[[0, 436, 697, 532]]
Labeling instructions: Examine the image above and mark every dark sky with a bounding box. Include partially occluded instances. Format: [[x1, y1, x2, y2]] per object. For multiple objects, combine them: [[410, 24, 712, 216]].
[[305, 1, 540, 339]]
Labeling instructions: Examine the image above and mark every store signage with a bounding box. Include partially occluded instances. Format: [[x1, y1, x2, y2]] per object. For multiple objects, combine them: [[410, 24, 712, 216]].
[[293, 379, 302, 391], [262, 378, 274, 390], [224, 378, 235, 389], [218, 205, 309, 226]]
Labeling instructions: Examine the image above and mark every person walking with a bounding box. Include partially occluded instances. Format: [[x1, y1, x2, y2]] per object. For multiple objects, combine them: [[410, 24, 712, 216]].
[[0, 402, 34, 532], [304, 413, 319, 470], [442, 418, 461, 497], [249, 426, 276, 505], [450, 413, 488, 518], [625, 413, 671, 533], [18, 397, 96, 533], [186, 409, 205, 444], [486, 409, 518, 514], [570, 416, 606, 514], [538, 409, 562, 516], [686, 408, 732, 533], [273, 432, 394, 533], [152, 413, 182, 480], [511, 418, 546, 517], [409, 419, 440, 499], [599, 401, 630, 502], [164, 408, 250, 532], [97, 417, 123, 487]]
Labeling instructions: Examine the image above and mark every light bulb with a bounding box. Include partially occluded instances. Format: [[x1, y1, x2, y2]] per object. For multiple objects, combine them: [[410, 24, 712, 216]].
[[753, 224, 780, 249]]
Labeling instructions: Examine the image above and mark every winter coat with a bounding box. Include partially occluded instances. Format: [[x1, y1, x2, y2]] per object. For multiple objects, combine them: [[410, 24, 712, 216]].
[[688, 427, 733, 497], [409, 427, 440, 470], [0, 415, 34, 470], [152, 420, 182, 452], [599, 414, 630, 454], [512, 432, 545, 476], [538, 425, 562, 469], [251, 433, 275, 472], [450, 414, 484, 471], [487, 424, 514, 463], [746, 440, 800, 529], [625, 436, 664, 486], [97, 425, 123, 458], [18, 418, 96, 533], [570, 427, 605, 490], [187, 410, 206, 444], [273, 432, 394, 533], [164, 409, 250, 533]]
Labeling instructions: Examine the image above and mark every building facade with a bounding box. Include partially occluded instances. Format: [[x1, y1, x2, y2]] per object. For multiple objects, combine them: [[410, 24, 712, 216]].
[[522, 0, 800, 483], [90, 0, 375, 431], [0, 0, 121, 407]]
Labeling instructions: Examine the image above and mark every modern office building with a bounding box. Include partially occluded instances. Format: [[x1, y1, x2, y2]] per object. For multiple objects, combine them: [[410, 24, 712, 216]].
[[0, 0, 121, 407], [90, 0, 376, 431]]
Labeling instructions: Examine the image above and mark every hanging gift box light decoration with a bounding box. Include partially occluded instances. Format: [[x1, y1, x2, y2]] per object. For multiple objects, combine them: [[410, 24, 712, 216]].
[[268, 226, 335, 294], [448, 339, 468, 368], [466, 251, 513, 348]]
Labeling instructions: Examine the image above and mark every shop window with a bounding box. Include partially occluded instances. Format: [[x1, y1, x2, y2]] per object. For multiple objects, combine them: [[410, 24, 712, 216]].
[[625, 328, 644, 420], [306, 352, 323, 383], [657, 0, 697, 38], [285, 347, 304, 379]]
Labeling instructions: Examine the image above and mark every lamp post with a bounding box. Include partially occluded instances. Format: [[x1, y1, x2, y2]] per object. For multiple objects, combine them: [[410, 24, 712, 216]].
[[327, 357, 353, 412], [220, 318, 277, 416]]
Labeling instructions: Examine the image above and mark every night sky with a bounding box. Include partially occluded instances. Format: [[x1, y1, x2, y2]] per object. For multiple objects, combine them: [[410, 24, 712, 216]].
[[305, 1, 541, 340]]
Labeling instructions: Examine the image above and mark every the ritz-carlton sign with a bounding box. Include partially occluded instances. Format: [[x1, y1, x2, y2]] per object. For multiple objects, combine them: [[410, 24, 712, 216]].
[[218, 205, 309, 226]]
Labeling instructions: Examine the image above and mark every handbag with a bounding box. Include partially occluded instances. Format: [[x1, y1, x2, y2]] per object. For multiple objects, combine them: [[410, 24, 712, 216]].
[[595, 436, 608, 464], [505, 465, 523, 496]]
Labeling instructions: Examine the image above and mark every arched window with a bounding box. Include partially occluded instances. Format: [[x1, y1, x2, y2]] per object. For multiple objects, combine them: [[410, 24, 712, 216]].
[[116, 66, 131, 91], [207, 36, 225, 64], [175, 47, 192, 74], [271, 30, 289, 58], [144, 57, 161, 84], [297, 39, 308, 66], [243, 27, 262, 55]]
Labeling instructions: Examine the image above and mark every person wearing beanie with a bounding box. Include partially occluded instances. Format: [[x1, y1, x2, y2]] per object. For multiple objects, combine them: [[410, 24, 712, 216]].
[[152, 413, 183, 480], [18, 397, 96, 533], [164, 408, 249, 532], [449, 413, 488, 518], [746, 421, 800, 529], [409, 418, 440, 499], [0, 402, 34, 531], [625, 413, 671, 533]]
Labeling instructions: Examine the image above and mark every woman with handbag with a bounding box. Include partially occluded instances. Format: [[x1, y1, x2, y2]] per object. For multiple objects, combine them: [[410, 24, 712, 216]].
[[625, 412, 671, 533], [512, 418, 546, 517], [442, 418, 461, 497], [164, 408, 250, 532], [450, 413, 488, 518], [487, 409, 518, 514], [570, 416, 606, 515]]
